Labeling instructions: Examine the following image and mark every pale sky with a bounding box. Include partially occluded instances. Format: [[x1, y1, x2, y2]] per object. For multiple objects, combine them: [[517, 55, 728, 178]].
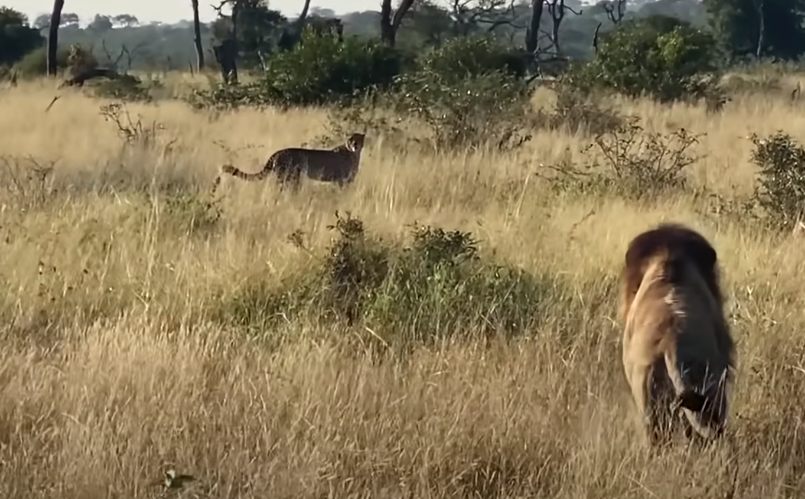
[[6, 1, 380, 25]]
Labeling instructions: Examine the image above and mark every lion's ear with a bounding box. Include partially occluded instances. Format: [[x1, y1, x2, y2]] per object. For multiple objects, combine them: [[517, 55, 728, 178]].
[[677, 390, 706, 412]]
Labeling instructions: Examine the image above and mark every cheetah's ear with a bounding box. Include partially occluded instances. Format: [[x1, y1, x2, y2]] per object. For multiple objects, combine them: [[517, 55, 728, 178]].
[[677, 390, 706, 412]]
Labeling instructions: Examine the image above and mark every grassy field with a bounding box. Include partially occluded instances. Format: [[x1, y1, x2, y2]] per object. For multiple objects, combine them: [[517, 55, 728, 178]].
[[1, 74, 805, 498]]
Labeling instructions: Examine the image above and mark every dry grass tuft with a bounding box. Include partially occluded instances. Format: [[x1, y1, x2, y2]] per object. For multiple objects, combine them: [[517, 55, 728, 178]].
[[1, 77, 805, 498]]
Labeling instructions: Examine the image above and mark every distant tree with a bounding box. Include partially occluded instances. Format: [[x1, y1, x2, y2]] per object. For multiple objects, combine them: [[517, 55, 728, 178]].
[[88, 14, 113, 31], [60, 12, 79, 26], [310, 7, 336, 17], [33, 13, 50, 29], [704, 0, 805, 60], [113, 14, 139, 27], [0, 8, 44, 66], [32, 10, 77, 29], [401, 0, 454, 46], [211, 0, 292, 82]]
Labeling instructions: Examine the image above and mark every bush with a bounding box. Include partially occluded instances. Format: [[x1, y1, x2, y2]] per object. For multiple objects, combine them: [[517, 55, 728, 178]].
[[264, 28, 405, 107], [391, 69, 533, 151], [191, 28, 405, 109], [750, 131, 805, 230], [218, 213, 553, 344], [13, 46, 70, 77], [415, 35, 527, 79], [575, 15, 719, 103], [545, 117, 702, 200]]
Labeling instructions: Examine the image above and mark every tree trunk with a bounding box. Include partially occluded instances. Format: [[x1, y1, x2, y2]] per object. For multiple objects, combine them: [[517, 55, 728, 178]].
[[525, 0, 545, 54], [755, 0, 765, 60], [47, 0, 65, 76], [380, 0, 416, 47], [191, 0, 205, 71], [550, 0, 564, 56]]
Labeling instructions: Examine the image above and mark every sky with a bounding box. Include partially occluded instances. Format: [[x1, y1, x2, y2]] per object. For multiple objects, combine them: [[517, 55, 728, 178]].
[[5, 1, 381, 25]]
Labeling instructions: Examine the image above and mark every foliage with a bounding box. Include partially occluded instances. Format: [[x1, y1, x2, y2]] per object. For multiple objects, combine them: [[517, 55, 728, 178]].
[[211, 0, 288, 68], [13, 47, 70, 77], [750, 131, 805, 230], [545, 117, 702, 200], [191, 28, 405, 109], [575, 15, 720, 103], [0, 8, 44, 67], [219, 213, 553, 344], [391, 69, 533, 152], [263, 28, 404, 107], [414, 34, 527, 79], [704, 0, 805, 61]]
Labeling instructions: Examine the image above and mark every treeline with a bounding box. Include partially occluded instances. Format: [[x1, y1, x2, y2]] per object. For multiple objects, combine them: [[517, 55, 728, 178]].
[[0, 0, 711, 73]]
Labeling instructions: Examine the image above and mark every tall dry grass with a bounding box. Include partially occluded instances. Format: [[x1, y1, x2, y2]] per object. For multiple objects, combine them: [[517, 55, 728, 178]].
[[0, 77, 804, 498]]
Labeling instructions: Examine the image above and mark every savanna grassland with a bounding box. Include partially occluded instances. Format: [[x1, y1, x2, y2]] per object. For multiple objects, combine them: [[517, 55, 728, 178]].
[[1, 73, 805, 499]]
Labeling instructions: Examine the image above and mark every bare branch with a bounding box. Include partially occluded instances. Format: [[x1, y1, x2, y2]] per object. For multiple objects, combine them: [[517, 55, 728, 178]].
[[601, 0, 626, 25]]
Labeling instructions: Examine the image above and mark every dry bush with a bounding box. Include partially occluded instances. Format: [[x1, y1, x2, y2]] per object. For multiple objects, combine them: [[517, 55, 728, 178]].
[[0, 76, 804, 498]]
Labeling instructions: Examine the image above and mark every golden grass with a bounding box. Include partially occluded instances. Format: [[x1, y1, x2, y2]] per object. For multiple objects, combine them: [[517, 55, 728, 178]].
[[1, 76, 805, 498]]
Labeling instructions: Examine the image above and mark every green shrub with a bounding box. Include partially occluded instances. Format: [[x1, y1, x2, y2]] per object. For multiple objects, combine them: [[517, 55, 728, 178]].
[[415, 35, 527, 79], [13, 46, 71, 77], [576, 15, 719, 103], [217, 213, 554, 344], [390, 68, 533, 151], [190, 28, 405, 109], [264, 28, 404, 107], [750, 131, 805, 230]]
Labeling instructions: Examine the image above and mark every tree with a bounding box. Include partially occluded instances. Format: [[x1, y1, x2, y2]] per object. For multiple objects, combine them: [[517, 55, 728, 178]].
[[211, 0, 291, 82], [584, 16, 718, 102], [33, 10, 77, 29], [704, 0, 805, 60], [47, 0, 65, 76], [88, 14, 113, 31], [191, 0, 205, 70], [380, 0, 417, 46], [113, 14, 139, 27], [524, 0, 545, 53], [0, 8, 44, 66], [448, 0, 520, 37], [545, 0, 583, 55], [61, 12, 79, 26], [33, 13, 50, 29], [402, 0, 454, 47]]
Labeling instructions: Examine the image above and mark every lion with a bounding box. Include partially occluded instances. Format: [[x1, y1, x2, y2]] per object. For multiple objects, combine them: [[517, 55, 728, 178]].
[[619, 222, 736, 445], [215, 133, 366, 192]]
